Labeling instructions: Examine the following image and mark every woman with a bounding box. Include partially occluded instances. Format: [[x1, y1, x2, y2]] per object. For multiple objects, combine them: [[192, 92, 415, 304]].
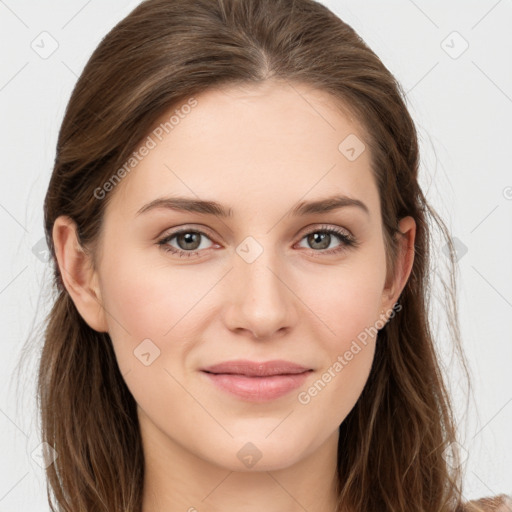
[[38, 0, 510, 510]]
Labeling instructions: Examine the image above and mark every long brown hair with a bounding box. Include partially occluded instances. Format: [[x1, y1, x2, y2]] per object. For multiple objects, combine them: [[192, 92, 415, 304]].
[[31, 0, 477, 510]]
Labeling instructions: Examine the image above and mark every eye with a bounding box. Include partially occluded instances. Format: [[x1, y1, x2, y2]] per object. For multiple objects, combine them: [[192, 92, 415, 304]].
[[157, 229, 215, 258], [296, 225, 359, 256]]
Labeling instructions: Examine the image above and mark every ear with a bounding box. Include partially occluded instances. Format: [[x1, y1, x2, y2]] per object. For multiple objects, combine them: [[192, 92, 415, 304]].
[[52, 215, 109, 333], [381, 216, 416, 314]]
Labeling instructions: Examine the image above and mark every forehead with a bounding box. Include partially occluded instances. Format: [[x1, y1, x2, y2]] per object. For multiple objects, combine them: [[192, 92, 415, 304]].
[[105, 80, 378, 221]]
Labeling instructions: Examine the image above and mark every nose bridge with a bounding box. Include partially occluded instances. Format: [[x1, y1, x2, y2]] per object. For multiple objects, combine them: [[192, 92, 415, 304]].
[[225, 233, 296, 337], [236, 233, 286, 300]]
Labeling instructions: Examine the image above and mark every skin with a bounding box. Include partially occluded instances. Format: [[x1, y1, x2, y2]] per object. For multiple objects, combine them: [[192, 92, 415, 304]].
[[53, 79, 415, 512]]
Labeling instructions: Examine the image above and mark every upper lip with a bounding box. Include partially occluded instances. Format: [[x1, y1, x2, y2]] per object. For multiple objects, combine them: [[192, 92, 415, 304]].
[[201, 359, 312, 377]]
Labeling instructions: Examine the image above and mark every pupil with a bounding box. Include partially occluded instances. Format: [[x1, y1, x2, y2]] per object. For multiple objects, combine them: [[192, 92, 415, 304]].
[[179, 232, 200, 250], [309, 232, 329, 250]]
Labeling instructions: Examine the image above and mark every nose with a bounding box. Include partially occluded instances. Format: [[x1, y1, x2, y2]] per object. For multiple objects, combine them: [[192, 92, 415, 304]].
[[222, 242, 298, 340]]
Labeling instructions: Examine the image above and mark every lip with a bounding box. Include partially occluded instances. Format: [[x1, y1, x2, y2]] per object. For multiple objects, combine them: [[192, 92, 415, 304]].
[[200, 359, 313, 402], [200, 359, 311, 376]]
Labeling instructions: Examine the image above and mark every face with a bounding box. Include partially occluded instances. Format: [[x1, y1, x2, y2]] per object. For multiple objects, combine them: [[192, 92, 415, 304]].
[[60, 79, 413, 473]]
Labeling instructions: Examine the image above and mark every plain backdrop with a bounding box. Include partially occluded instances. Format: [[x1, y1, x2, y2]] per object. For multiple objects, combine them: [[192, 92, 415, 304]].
[[0, 0, 511, 509]]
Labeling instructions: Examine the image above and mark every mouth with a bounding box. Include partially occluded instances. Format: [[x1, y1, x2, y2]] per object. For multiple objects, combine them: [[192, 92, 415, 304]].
[[200, 364, 313, 402], [200, 359, 312, 377]]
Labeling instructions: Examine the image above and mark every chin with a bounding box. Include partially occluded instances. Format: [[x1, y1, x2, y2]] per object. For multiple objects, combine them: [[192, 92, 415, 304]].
[[202, 433, 313, 473]]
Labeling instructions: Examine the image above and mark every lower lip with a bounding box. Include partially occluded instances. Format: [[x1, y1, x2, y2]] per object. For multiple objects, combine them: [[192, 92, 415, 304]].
[[201, 371, 311, 402]]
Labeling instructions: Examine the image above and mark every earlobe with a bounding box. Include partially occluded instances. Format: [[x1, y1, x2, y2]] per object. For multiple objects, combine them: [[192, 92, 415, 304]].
[[52, 216, 108, 333], [381, 216, 416, 312]]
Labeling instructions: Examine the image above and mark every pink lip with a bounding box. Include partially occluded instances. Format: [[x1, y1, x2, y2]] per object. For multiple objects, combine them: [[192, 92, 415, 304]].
[[200, 359, 312, 402]]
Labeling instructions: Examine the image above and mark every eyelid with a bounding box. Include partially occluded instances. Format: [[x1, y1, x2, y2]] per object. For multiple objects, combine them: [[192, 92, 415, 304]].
[[295, 223, 353, 239], [158, 224, 218, 241]]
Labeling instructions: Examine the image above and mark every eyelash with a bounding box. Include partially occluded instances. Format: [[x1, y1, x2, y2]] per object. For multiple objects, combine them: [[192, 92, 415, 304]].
[[157, 224, 359, 259]]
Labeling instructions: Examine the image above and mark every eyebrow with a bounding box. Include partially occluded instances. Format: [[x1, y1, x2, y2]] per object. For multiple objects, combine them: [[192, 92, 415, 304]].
[[135, 194, 370, 218]]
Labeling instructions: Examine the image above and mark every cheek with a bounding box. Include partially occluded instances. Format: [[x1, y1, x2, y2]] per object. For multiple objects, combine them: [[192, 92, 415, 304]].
[[98, 252, 217, 370], [297, 252, 386, 348], [296, 268, 382, 425], [292, 249, 385, 417], [102, 245, 197, 322]]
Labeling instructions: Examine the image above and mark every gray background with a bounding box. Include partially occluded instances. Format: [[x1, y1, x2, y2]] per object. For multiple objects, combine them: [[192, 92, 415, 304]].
[[0, 0, 511, 509]]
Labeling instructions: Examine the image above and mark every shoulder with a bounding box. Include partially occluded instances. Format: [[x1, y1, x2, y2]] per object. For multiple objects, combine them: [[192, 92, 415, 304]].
[[461, 494, 512, 512]]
